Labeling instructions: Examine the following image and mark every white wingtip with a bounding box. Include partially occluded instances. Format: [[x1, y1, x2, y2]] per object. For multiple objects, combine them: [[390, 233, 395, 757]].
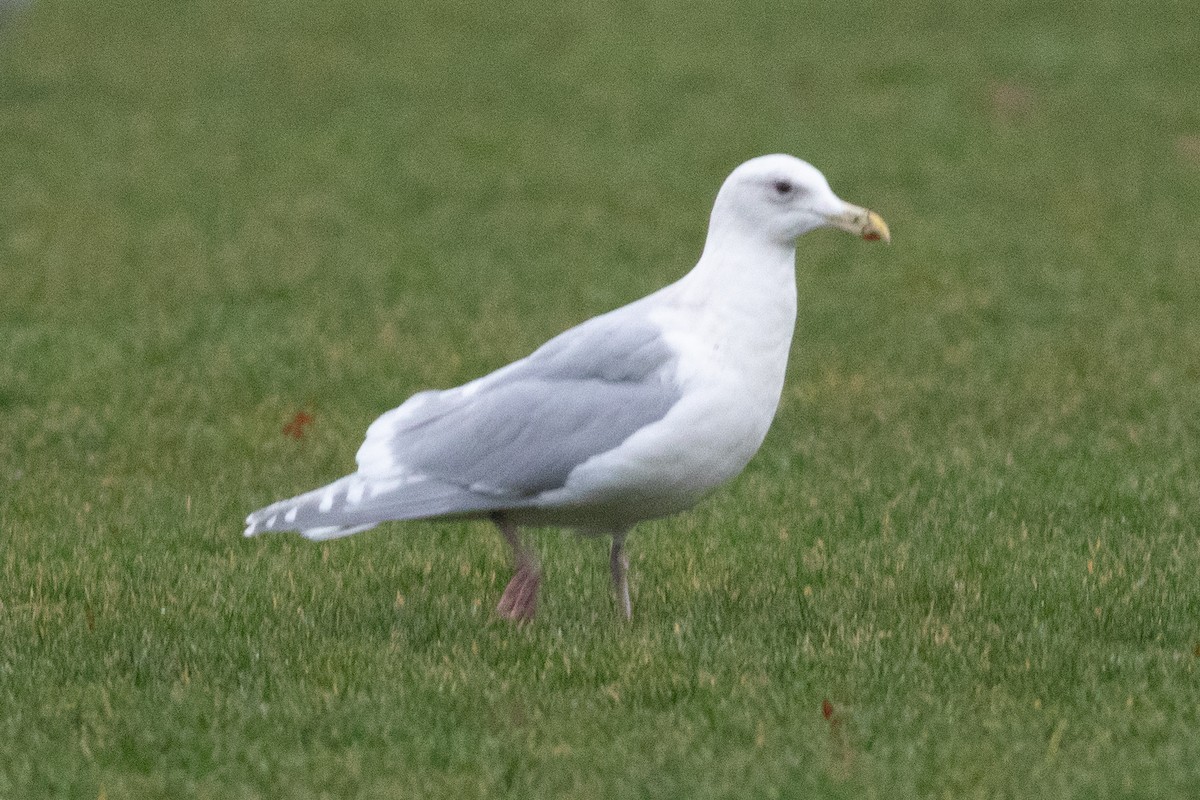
[[244, 475, 384, 542], [300, 522, 377, 541]]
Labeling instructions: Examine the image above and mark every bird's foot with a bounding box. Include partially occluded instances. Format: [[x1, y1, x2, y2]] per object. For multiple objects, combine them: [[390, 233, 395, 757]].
[[496, 561, 541, 622]]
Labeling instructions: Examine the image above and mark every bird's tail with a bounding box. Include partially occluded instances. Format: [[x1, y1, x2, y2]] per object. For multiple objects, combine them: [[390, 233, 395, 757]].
[[244, 471, 517, 541], [244, 474, 380, 541]]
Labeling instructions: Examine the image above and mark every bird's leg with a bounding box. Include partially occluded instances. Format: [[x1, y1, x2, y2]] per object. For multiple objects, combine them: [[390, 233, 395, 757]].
[[610, 531, 632, 620], [493, 515, 540, 621]]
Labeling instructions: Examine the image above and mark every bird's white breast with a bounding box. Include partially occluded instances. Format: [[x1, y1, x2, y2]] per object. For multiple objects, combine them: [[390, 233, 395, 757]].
[[535, 252, 799, 529]]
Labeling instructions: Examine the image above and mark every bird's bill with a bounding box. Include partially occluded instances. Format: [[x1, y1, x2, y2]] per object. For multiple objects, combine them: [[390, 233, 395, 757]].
[[825, 203, 891, 243]]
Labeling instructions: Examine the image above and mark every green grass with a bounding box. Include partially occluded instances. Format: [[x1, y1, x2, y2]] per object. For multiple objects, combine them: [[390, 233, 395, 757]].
[[3, 0, 1199, 796]]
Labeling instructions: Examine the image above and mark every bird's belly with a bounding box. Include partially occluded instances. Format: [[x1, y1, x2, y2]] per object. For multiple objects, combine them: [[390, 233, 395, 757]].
[[526, 368, 781, 530]]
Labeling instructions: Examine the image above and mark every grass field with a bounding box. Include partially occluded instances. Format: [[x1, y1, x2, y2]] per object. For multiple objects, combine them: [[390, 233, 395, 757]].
[[3, 0, 1199, 797]]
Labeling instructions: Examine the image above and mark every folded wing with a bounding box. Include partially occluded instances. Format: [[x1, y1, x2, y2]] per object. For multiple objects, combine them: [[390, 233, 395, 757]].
[[245, 312, 682, 538]]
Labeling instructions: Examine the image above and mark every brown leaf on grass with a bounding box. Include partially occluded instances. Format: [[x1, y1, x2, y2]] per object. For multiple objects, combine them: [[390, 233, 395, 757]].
[[1175, 135, 1200, 167], [988, 81, 1036, 123], [282, 410, 314, 439]]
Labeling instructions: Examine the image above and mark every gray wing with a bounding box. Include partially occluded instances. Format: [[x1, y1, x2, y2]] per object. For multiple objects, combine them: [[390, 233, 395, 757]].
[[245, 309, 683, 539], [357, 311, 681, 502]]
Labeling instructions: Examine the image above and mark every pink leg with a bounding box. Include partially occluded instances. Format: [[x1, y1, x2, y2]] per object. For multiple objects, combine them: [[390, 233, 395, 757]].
[[494, 516, 540, 621]]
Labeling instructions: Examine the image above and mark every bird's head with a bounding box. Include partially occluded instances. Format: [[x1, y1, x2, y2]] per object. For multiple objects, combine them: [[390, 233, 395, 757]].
[[710, 154, 890, 247]]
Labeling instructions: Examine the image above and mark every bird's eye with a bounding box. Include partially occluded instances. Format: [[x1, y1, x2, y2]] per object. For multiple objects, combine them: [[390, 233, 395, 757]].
[[772, 180, 795, 196]]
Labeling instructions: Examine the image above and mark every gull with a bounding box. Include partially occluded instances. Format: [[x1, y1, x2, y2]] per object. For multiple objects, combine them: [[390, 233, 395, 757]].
[[244, 154, 890, 621]]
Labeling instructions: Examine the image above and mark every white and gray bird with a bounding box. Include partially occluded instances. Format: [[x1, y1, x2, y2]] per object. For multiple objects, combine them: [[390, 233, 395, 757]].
[[244, 154, 890, 620]]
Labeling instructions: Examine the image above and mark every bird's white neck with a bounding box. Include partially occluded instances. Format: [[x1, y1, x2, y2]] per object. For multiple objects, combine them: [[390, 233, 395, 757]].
[[675, 224, 798, 326], [651, 221, 799, 422]]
